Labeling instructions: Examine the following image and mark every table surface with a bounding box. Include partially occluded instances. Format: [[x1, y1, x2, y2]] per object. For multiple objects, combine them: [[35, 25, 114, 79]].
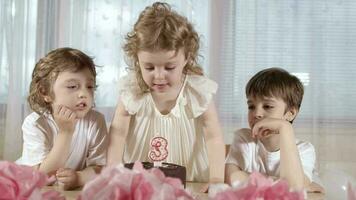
[[43, 182, 324, 200]]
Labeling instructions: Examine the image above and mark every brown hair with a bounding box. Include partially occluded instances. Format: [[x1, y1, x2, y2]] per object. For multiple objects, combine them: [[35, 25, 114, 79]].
[[28, 47, 96, 115], [246, 67, 304, 111], [123, 2, 203, 92]]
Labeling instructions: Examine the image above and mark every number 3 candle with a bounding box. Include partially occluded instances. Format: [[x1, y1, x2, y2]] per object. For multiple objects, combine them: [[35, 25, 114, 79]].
[[148, 136, 168, 167]]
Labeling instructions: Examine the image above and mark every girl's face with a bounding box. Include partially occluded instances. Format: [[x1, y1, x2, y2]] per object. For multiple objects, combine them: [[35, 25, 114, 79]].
[[137, 48, 188, 94], [247, 96, 295, 129], [45, 68, 95, 118]]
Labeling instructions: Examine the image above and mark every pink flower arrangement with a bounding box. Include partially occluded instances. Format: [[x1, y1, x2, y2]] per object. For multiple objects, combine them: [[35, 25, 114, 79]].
[[78, 162, 193, 200], [214, 172, 304, 200], [348, 182, 356, 200], [0, 161, 64, 200]]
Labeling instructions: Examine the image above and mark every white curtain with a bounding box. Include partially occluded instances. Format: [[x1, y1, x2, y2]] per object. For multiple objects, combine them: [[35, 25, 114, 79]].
[[1, 0, 355, 181], [0, 0, 37, 160]]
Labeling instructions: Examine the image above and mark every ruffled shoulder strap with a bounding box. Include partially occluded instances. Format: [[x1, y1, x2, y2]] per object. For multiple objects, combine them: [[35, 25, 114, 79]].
[[183, 75, 218, 117], [118, 72, 146, 115]]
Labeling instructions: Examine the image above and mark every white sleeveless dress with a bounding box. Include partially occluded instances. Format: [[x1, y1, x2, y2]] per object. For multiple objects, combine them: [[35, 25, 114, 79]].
[[118, 72, 218, 182]]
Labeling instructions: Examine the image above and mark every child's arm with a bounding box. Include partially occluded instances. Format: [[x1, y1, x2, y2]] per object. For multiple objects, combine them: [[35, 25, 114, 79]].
[[225, 129, 252, 185], [107, 100, 131, 165], [225, 163, 249, 185], [38, 105, 77, 175], [279, 122, 310, 189], [201, 101, 225, 185], [56, 111, 108, 190], [252, 118, 309, 190]]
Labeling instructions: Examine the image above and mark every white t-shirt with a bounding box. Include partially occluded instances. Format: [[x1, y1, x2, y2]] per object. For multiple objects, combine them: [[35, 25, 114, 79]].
[[119, 72, 218, 182], [17, 110, 108, 171], [226, 128, 316, 181]]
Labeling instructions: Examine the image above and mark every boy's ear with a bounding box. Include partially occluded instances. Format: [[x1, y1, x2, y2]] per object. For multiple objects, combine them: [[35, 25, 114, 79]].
[[286, 107, 298, 122]]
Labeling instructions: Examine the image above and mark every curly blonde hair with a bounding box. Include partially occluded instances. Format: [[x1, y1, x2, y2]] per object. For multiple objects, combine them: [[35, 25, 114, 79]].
[[123, 2, 203, 93], [28, 47, 96, 115]]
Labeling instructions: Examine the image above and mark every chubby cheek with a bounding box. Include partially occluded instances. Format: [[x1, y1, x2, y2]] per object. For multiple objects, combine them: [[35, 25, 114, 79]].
[[247, 116, 254, 128], [51, 98, 70, 108], [248, 122, 254, 129], [172, 76, 182, 85], [140, 72, 152, 85], [175, 71, 184, 81], [145, 76, 153, 85], [86, 97, 94, 107], [164, 74, 181, 87]]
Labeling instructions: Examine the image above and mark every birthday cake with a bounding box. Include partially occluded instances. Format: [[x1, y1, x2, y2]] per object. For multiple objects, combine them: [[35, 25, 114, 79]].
[[124, 162, 186, 187], [124, 136, 187, 187]]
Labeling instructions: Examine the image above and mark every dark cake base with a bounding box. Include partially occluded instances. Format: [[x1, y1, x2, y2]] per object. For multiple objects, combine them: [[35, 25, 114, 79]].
[[124, 162, 186, 187]]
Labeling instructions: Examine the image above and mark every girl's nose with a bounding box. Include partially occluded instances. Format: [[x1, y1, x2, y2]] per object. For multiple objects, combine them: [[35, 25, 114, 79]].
[[154, 68, 165, 79]]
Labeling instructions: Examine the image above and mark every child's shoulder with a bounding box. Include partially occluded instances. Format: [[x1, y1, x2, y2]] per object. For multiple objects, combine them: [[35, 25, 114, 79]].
[[185, 74, 218, 93], [117, 73, 147, 114], [182, 75, 218, 117], [118, 72, 143, 97], [84, 109, 105, 120], [24, 112, 41, 122], [23, 112, 49, 126], [295, 139, 315, 152], [232, 128, 255, 143], [22, 112, 55, 133]]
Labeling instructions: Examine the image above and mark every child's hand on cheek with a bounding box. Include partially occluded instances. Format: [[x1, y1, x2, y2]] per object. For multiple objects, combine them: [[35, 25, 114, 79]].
[[53, 105, 77, 134], [251, 118, 287, 139], [56, 168, 79, 190]]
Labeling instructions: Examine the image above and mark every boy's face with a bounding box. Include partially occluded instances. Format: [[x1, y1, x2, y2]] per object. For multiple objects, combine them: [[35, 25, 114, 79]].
[[45, 68, 95, 119], [137, 48, 187, 94], [247, 95, 295, 129]]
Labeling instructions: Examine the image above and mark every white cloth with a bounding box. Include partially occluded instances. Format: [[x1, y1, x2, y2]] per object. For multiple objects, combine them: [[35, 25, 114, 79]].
[[119, 73, 218, 182], [226, 128, 316, 181], [16, 110, 108, 171]]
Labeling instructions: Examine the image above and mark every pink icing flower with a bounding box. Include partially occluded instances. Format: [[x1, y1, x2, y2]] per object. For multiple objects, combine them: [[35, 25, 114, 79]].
[[0, 161, 64, 200], [214, 172, 304, 200], [78, 162, 193, 200]]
